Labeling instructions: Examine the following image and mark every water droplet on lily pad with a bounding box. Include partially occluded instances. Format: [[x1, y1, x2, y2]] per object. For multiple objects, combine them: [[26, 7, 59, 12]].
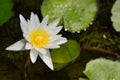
[[90, 22, 93, 25], [65, 28, 68, 31]]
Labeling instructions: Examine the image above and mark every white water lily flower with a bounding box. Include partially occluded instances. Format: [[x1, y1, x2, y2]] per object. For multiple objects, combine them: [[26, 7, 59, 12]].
[[6, 12, 67, 70]]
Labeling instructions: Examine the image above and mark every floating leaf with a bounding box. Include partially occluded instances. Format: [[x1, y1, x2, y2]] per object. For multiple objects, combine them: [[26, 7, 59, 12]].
[[53, 63, 69, 70], [51, 40, 80, 69], [84, 58, 120, 80], [41, 0, 97, 33], [51, 40, 80, 63], [111, 0, 120, 31], [41, 0, 68, 23], [63, 0, 97, 33], [0, 0, 13, 25], [79, 78, 89, 80]]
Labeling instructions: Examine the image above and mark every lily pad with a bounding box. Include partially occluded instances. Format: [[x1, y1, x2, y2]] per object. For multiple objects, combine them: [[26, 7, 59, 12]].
[[84, 58, 120, 80], [51, 39, 80, 63], [41, 0, 97, 33], [0, 0, 13, 25], [111, 0, 120, 32], [79, 78, 89, 80], [51, 40, 80, 69], [41, 0, 68, 23]]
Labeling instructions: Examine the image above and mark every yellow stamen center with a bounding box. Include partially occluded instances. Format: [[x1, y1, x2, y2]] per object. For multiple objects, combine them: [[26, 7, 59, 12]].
[[29, 28, 50, 48]]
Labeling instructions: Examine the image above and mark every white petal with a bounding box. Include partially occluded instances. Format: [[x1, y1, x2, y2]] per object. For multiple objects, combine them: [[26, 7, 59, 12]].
[[46, 35, 67, 49], [34, 14, 40, 27], [25, 43, 33, 49], [38, 49, 54, 70], [48, 18, 60, 28], [40, 15, 49, 27], [27, 12, 40, 32], [53, 37, 67, 45], [23, 34, 29, 42], [48, 26, 63, 35], [50, 35, 62, 42], [6, 39, 26, 51], [38, 48, 48, 54], [45, 44, 60, 49], [30, 49, 38, 63], [30, 12, 40, 28], [19, 14, 28, 34], [27, 21, 33, 32]]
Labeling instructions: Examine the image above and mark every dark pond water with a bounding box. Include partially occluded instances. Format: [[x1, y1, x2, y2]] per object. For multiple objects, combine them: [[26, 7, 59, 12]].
[[0, 0, 120, 80]]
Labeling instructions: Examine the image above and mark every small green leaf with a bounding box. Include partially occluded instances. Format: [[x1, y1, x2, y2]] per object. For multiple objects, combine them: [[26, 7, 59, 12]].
[[79, 78, 89, 80], [84, 58, 120, 80], [51, 40, 80, 69], [41, 0, 97, 32], [53, 63, 69, 70], [0, 0, 13, 25], [111, 0, 120, 31]]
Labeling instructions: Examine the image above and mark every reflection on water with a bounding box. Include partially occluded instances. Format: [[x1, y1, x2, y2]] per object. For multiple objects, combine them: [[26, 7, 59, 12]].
[[0, 0, 118, 80]]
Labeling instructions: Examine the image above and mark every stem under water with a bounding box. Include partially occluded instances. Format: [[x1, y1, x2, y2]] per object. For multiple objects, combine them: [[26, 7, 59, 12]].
[[23, 55, 30, 80], [81, 46, 118, 56]]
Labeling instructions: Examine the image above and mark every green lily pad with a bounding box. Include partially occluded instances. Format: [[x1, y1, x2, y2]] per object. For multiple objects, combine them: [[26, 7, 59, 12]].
[[51, 40, 80, 69], [53, 63, 69, 70], [84, 58, 120, 80], [0, 0, 13, 25], [111, 0, 120, 32], [79, 78, 89, 80], [41, 0, 97, 33], [41, 0, 68, 23]]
